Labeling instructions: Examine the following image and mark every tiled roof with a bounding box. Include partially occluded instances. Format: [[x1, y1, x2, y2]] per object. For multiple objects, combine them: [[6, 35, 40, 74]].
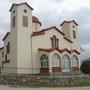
[[72, 50, 80, 55], [38, 48, 62, 53], [32, 16, 42, 26], [31, 31, 45, 36], [38, 48, 80, 54], [31, 26, 65, 36]]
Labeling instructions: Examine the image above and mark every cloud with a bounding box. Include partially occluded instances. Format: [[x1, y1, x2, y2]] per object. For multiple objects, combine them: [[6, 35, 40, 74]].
[[82, 43, 90, 50], [81, 43, 90, 60]]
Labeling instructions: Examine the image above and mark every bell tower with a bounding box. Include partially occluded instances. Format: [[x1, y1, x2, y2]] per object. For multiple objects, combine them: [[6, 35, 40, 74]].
[[60, 20, 80, 51], [10, 2, 33, 74]]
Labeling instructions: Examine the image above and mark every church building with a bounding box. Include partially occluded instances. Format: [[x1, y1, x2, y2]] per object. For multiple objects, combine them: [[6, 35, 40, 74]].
[[0, 2, 80, 75]]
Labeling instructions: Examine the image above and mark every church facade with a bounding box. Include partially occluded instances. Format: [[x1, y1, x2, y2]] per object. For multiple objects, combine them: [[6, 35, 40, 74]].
[[0, 2, 80, 75]]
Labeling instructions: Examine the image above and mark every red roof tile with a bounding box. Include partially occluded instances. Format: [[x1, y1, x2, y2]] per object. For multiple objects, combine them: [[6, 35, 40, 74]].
[[38, 48, 71, 53], [72, 50, 80, 55], [32, 26, 65, 36], [32, 16, 42, 26], [31, 31, 45, 36], [39, 48, 80, 55], [61, 48, 71, 53]]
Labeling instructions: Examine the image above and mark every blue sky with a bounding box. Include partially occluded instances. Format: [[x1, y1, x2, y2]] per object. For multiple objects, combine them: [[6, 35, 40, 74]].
[[0, 0, 90, 60]]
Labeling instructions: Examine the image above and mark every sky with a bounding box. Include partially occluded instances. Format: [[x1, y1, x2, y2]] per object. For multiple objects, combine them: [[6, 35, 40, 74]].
[[0, 0, 90, 60]]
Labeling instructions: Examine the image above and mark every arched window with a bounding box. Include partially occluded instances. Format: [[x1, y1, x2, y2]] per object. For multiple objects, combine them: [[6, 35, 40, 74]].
[[6, 42, 10, 54], [72, 55, 78, 67], [50, 35, 59, 48], [62, 54, 70, 71], [12, 16, 15, 28], [52, 53, 61, 67], [40, 54, 49, 68], [23, 16, 28, 27]]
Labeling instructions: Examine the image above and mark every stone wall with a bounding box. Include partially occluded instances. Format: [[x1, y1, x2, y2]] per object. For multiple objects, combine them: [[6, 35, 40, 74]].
[[0, 74, 90, 87]]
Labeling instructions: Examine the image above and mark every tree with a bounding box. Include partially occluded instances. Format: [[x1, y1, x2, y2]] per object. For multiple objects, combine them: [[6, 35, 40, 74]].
[[80, 60, 90, 75]]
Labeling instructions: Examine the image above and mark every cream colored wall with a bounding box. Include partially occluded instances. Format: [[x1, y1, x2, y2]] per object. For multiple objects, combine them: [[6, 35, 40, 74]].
[[46, 28, 72, 50], [32, 22, 40, 32], [2, 4, 33, 74], [3, 34, 10, 63], [61, 23, 71, 40], [16, 4, 33, 74], [10, 6, 18, 73], [32, 28, 73, 74], [61, 22, 80, 51], [32, 23, 35, 32], [1, 34, 16, 74], [70, 22, 80, 51], [0, 49, 4, 66], [0, 49, 4, 73]]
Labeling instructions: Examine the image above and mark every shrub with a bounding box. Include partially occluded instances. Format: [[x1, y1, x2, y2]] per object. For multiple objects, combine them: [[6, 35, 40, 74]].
[[80, 60, 90, 75]]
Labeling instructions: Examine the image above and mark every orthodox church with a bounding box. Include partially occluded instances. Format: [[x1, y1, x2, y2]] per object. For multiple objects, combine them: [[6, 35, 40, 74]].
[[0, 2, 80, 75]]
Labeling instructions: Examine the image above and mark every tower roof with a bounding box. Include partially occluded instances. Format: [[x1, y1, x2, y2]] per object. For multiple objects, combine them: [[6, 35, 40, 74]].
[[9, 2, 33, 11], [60, 20, 78, 26]]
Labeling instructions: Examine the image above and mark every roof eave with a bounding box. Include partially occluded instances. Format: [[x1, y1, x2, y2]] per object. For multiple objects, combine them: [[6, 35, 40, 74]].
[[2, 32, 10, 41], [0, 47, 4, 50], [9, 2, 34, 12], [60, 20, 78, 26]]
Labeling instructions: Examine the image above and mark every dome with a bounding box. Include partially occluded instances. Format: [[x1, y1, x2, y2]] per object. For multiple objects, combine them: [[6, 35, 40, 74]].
[[32, 16, 42, 26]]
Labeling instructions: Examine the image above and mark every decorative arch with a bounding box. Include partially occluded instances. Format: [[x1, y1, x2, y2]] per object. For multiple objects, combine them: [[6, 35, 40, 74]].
[[72, 55, 78, 67], [52, 53, 61, 67], [62, 54, 71, 71], [40, 54, 49, 68]]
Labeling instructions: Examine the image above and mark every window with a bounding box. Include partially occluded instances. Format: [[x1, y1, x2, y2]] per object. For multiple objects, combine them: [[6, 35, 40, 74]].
[[23, 16, 28, 27], [51, 35, 59, 48], [40, 54, 49, 68], [12, 16, 15, 27], [56, 39, 59, 48], [62, 54, 70, 70], [52, 53, 61, 67], [13, 10, 15, 14], [73, 26, 75, 28], [5, 55, 7, 61], [72, 55, 78, 67], [6, 42, 10, 54], [24, 9, 27, 13], [2, 52, 4, 57], [51, 37, 55, 48], [73, 31, 76, 39]]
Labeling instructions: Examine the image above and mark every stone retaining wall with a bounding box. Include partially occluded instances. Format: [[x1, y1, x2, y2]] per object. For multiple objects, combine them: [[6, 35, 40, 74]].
[[0, 74, 90, 87]]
